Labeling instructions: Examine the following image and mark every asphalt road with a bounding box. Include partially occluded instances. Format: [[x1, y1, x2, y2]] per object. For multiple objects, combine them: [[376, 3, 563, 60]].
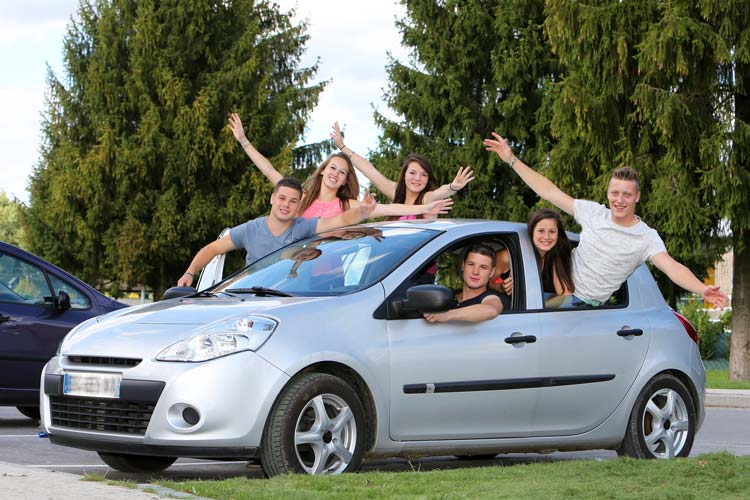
[[1, 406, 748, 481]]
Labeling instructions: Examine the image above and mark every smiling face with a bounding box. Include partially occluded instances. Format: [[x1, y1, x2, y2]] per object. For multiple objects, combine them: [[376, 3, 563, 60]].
[[607, 178, 640, 225], [404, 161, 429, 194], [320, 157, 350, 191], [532, 218, 559, 258], [270, 186, 302, 222], [462, 251, 495, 291]]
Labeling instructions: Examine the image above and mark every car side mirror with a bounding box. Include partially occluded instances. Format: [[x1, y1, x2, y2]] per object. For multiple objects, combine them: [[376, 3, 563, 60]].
[[54, 290, 71, 312], [405, 285, 455, 312], [163, 286, 197, 301]]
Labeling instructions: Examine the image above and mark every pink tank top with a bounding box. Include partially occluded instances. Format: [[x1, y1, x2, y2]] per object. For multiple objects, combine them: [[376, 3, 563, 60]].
[[302, 198, 344, 219]]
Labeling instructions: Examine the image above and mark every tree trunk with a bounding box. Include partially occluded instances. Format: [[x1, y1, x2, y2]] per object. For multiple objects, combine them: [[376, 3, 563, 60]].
[[729, 230, 750, 381]]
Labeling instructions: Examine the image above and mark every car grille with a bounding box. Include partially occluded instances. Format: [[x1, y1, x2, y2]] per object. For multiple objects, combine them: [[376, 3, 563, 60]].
[[49, 396, 155, 435], [66, 356, 142, 367]]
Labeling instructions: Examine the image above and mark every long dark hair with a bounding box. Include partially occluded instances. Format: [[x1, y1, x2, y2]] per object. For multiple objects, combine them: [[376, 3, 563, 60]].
[[387, 154, 438, 221], [527, 208, 574, 293], [299, 153, 359, 216]]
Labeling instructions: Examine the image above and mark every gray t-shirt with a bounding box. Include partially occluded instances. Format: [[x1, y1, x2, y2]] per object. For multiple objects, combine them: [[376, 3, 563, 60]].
[[229, 216, 319, 265], [572, 199, 667, 303]]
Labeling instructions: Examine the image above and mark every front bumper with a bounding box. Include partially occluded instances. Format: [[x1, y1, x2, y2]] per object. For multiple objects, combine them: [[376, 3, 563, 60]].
[[40, 349, 289, 456]]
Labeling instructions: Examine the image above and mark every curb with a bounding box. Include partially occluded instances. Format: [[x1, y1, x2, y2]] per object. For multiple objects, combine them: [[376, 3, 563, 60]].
[[705, 389, 750, 409]]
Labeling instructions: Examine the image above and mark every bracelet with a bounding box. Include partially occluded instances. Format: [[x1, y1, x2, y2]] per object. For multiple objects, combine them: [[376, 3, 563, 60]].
[[448, 183, 459, 192], [509, 156, 517, 168], [239, 139, 250, 148], [185, 271, 195, 278]]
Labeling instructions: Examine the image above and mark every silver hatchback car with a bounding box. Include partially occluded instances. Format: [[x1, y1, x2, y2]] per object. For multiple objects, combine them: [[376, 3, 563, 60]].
[[40, 220, 705, 476]]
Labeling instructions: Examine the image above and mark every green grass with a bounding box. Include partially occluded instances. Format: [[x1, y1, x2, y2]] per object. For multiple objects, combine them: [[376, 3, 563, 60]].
[[706, 370, 750, 390], [154, 452, 750, 500]]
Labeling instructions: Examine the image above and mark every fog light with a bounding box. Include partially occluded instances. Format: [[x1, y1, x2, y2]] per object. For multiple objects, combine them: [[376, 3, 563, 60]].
[[182, 406, 200, 425]]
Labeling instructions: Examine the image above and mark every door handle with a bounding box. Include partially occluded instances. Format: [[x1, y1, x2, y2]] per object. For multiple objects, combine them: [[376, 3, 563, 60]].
[[505, 334, 537, 344], [617, 328, 643, 337], [0, 314, 10, 324]]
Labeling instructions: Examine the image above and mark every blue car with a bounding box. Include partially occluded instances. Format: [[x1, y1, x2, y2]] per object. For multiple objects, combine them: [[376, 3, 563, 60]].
[[0, 241, 126, 419]]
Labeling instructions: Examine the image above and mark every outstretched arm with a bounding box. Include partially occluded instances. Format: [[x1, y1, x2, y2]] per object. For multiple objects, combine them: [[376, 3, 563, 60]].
[[483, 132, 575, 215], [229, 113, 284, 186], [424, 166, 475, 203], [423, 295, 503, 323], [331, 121, 398, 199], [177, 235, 238, 286], [316, 191, 378, 232], [650, 252, 729, 309], [367, 198, 453, 218]]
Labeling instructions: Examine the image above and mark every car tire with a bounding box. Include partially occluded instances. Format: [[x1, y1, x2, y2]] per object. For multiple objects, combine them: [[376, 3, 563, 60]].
[[617, 373, 695, 459], [260, 373, 366, 477], [97, 452, 177, 473], [16, 406, 40, 421]]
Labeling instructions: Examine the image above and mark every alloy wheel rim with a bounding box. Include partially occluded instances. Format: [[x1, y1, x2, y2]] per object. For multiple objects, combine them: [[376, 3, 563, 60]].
[[294, 393, 357, 474], [641, 387, 690, 458]]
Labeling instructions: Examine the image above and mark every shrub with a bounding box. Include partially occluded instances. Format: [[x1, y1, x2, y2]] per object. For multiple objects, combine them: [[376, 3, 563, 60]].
[[679, 299, 725, 359]]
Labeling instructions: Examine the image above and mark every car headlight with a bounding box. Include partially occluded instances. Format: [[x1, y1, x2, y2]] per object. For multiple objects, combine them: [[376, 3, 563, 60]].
[[156, 315, 278, 362]]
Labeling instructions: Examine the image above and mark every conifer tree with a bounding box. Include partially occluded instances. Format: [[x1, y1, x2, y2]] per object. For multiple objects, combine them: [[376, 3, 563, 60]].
[[27, 0, 325, 297]]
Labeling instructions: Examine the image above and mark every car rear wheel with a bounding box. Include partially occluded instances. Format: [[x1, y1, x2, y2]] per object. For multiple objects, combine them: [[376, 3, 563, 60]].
[[97, 452, 177, 473], [617, 374, 695, 459], [16, 406, 40, 421], [260, 373, 366, 477]]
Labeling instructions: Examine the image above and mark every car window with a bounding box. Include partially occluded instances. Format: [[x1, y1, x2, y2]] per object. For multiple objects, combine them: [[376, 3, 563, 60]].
[[214, 227, 440, 296], [0, 252, 52, 305], [49, 274, 91, 310]]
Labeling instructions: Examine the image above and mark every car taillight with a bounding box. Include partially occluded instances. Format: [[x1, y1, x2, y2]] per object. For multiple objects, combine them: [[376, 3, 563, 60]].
[[673, 311, 698, 344]]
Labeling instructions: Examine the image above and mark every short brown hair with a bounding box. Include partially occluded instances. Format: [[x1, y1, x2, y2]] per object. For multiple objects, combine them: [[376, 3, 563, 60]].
[[611, 166, 640, 191], [274, 176, 303, 196]]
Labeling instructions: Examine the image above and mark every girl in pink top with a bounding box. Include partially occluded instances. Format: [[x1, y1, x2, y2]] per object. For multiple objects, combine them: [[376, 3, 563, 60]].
[[229, 114, 453, 220]]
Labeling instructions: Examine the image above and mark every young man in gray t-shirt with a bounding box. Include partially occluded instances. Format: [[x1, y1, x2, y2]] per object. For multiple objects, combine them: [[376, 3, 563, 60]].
[[484, 132, 728, 308], [177, 177, 376, 287]]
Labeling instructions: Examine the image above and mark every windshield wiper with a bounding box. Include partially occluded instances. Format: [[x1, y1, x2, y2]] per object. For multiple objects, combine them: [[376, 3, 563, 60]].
[[194, 289, 236, 298], [225, 286, 292, 297]]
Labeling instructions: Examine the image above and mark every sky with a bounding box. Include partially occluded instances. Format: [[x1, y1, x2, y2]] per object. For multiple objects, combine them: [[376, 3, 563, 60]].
[[0, 0, 408, 205]]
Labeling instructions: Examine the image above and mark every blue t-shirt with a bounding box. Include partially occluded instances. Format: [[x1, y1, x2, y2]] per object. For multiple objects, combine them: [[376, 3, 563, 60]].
[[229, 216, 319, 265]]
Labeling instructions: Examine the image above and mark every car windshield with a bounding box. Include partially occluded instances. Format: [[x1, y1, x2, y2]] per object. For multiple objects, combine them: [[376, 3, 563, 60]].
[[213, 226, 439, 297]]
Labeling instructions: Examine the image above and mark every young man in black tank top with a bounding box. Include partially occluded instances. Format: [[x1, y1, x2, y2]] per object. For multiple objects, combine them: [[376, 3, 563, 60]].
[[424, 244, 504, 323]]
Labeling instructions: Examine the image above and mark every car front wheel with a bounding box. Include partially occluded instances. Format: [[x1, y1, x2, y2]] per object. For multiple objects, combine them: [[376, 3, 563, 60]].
[[617, 373, 695, 459], [97, 452, 177, 473], [260, 373, 366, 477]]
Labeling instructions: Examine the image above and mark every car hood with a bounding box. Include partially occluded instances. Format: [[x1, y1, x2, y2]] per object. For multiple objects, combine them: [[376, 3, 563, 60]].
[[60, 296, 325, 358]]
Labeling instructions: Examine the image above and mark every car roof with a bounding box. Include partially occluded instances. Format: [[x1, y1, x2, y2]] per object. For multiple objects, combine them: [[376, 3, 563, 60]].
[[358, 218, 530, 233]]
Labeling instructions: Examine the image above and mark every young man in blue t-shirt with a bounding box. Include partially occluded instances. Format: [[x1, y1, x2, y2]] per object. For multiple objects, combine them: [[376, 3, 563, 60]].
[[178, 176, 376, 286]]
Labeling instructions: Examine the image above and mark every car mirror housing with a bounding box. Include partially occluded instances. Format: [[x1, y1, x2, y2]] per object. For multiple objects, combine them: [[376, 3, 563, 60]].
[[54, 291, 71, 312], [405, 285, 455, 313], [163, 286, 197, 301]]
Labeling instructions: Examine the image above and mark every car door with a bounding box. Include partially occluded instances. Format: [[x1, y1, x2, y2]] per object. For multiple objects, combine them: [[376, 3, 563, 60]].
[[527, 280, 650, 435], [0, 251, 91, 398]]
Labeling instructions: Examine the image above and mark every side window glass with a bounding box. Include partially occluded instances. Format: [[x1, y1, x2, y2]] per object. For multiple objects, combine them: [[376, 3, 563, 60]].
[[49, 275, 91, 310], [0, 252, 51, 304]]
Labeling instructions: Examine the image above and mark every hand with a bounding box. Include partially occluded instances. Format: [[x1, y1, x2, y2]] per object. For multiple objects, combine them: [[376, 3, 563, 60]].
[[330, 121, 345, 149], [177, 272, 193, 287], [502, 275, 513, 295], [483, 132, 515, 164], [451, 166, 475, 191], [703, 285, 728, 309], [424, 311, 452, 323], [424, 198, 453, 216], [358, 190, 378, 219], [228, 113, 248, 143]]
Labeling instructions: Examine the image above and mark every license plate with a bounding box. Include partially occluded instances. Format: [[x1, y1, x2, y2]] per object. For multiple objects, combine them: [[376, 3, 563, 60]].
[[63, 372, 121, 399]]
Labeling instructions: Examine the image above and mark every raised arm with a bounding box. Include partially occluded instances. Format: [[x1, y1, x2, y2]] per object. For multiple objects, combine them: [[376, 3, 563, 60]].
[[177, 235, 238, 286], [424, 166, 475, 203], [423, 295, 503, 323], [229, 113, 284, 186], [331, 121, 397, 199], [316, 191, 378, 232], [650, 252, 729, 309], [484, 132, 575, 215]]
